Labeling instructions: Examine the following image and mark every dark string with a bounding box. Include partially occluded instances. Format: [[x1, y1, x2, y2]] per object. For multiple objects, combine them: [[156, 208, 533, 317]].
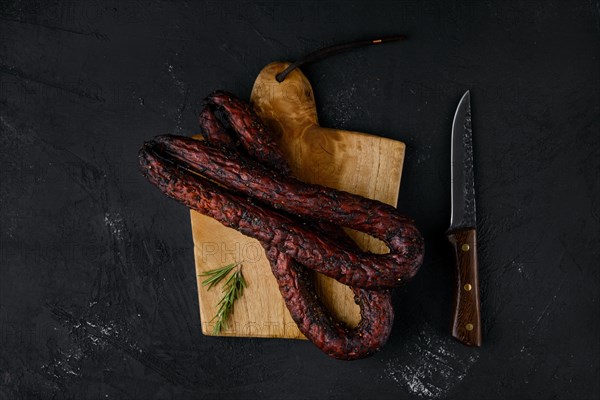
[[275, 35, 407, 83]]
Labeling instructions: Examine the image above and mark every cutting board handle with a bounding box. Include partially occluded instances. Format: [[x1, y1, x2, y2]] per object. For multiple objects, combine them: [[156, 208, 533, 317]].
[[251, 62, 319, 137]]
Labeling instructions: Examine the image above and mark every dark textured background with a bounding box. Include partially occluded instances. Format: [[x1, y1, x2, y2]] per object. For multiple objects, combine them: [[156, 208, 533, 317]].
[[1, 1, 599, 399]]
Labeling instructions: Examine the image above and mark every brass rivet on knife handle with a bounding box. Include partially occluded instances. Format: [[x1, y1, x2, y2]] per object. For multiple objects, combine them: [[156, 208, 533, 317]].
[[447, 227, 482, 347]]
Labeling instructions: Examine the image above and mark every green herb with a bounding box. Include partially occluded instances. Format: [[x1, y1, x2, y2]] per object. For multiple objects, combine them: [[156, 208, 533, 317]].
[[199, 263, 247, 334], [199, 262, 241, 290], [211, 268, 247, 334]]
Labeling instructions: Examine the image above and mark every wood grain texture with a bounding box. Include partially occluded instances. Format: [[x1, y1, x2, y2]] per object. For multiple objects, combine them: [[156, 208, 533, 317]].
[[190, 61, 405, 338], [447, 228, 482, 347]]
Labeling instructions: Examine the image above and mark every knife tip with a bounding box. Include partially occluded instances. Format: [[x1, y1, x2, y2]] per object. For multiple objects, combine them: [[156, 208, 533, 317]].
[[459, 90, 471, 105]]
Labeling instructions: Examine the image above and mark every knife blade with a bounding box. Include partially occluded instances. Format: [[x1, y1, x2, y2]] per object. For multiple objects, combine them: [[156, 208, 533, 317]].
[[447, 90, 482, 347]]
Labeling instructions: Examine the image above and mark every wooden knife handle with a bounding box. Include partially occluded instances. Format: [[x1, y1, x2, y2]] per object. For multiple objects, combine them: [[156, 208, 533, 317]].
[[447, 227, 482, 347]]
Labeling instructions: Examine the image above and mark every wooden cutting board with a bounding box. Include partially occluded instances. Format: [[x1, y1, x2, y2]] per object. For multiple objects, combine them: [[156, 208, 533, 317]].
[[190, 62, 405, 339]]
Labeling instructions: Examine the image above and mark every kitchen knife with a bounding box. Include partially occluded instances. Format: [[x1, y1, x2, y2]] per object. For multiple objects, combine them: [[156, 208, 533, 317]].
[[447, 90, 482, 347]]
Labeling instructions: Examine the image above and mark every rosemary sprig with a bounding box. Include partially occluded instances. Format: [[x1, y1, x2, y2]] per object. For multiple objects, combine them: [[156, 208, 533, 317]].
[[199, 262, 240, 290], [211, 268, 246, 334], [199, 263, 247, 334]]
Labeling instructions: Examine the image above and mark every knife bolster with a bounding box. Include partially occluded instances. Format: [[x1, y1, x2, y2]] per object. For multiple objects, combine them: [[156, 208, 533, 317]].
[[447, 227, 482, 347]]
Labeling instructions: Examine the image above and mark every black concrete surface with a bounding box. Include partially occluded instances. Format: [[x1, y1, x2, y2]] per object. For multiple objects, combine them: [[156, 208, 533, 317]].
[[1, 1, 598, 399]]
